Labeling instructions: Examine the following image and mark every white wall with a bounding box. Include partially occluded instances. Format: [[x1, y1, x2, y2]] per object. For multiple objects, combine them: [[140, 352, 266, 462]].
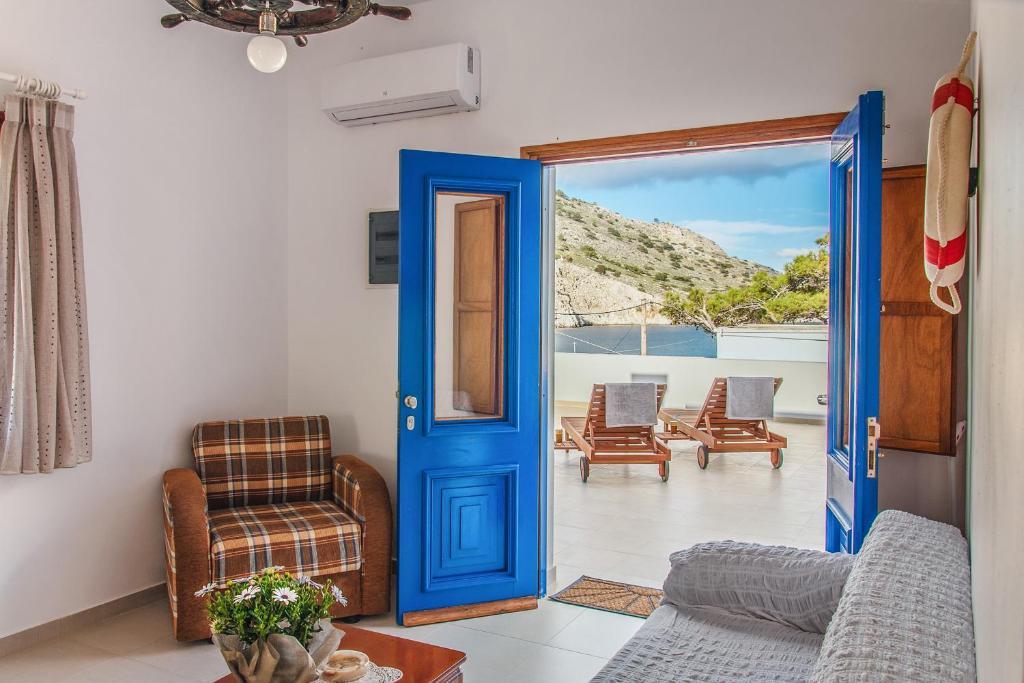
[[284, 0, 970, 504], [0, 3, 288, 638], [717, 326, 828, 363], [968, 2, 1024, 679]]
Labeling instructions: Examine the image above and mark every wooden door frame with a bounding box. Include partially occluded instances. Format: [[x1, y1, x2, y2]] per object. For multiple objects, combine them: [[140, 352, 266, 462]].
[[523, 112, 846, 593], [521, 112, 847, 164]]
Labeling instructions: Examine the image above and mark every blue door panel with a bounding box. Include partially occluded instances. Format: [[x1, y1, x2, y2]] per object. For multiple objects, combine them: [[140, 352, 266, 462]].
[[398, 150, 542, 621], [825, 92, 883, 553], [426, 465, 517, 587]]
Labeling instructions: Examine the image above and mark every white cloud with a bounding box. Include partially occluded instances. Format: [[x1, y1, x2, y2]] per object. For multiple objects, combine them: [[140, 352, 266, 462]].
[[677, 219, 822, 250], [775, 247, 815, 258], [557, 143, 829, 190], [684, 220, 821, 236]]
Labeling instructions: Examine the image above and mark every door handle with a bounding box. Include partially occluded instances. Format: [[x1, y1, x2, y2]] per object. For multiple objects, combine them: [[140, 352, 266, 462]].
[[817, 394, 828, 406], [867, 417, 880, 479], [403, 395, 418, 409]]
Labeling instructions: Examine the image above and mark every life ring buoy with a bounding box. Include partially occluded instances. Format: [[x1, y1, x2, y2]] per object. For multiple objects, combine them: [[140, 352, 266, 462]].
[[924, 32, 976, 315]]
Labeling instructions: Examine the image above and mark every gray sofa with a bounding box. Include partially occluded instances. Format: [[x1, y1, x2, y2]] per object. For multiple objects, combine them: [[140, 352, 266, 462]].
[[592, 510, 975, 682]]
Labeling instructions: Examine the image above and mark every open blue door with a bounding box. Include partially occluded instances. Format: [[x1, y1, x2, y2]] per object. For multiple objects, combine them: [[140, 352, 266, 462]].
[[397, 150, 542, 625], [825, 92, 884, 553]]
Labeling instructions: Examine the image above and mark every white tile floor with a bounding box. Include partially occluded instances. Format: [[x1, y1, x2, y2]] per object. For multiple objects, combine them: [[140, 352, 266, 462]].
[[0, 421, 824, 683], [552, 420, 827, 591]]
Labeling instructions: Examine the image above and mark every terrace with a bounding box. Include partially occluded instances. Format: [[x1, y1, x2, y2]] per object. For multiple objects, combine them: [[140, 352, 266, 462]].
[[552, 327, 827, 589]]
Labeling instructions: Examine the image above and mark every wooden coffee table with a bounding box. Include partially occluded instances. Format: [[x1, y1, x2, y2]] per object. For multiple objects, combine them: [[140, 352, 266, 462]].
[[212, 624, 466, 683]]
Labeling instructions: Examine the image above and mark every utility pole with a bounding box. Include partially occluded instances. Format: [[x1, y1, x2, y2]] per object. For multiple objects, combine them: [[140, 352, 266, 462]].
[[640, 301, 649, 356]]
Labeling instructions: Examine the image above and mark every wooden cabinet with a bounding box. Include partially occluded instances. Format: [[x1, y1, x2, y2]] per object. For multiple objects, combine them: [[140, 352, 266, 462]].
[[878, 165, 957, 455]]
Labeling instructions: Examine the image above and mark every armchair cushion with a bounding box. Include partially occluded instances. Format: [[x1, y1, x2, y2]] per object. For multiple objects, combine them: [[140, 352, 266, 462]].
[[192, 416, 333, 510], [663, 541, 854, 634], [208, 500, 362, 584]]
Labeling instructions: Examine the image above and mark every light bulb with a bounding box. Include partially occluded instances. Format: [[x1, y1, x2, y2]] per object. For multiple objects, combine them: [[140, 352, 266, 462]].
[[247, 34, 287, 73]]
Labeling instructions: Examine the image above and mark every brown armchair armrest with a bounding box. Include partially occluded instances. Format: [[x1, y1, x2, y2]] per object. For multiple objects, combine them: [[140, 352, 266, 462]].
[[332, 455, 392, 615], [162, 468, 212, 641]]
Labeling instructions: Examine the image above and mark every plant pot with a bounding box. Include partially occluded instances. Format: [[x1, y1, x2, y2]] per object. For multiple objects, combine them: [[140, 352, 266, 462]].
[[213, 619, 344, 683]]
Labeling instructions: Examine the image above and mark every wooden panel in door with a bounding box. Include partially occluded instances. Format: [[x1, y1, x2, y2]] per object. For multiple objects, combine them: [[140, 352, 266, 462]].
[[879, 304, 954, 453], [452, 197, 505, 416], [881, 171, 936, 303], [878, 166, 957, 455]]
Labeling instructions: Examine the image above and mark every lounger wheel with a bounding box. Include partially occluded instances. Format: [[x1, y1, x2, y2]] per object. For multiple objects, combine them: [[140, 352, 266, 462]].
[[579, 456, 590, 482], [659, 460, 670, 482], [696, 446, 710, 470], [771, 448, 784, 469]]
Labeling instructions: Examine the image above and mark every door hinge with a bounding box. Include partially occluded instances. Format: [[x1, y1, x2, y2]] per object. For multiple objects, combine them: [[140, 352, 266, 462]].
[[866, 417, 880, 479]]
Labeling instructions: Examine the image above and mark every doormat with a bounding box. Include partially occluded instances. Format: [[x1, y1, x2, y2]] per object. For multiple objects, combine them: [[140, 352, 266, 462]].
[[550, 576, 662, 618]]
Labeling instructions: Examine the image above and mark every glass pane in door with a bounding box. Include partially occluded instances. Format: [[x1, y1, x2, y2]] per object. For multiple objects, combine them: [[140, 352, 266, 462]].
[[842, 166, 853, 450], [434, 192, 506, 421]]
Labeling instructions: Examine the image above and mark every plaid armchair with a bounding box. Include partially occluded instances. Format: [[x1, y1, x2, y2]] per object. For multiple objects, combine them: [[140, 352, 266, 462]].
[[162, 415, 392, 641]]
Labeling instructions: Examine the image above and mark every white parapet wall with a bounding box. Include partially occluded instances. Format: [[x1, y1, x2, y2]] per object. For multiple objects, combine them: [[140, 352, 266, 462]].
[[717, 324, 828, 363], [555, 352, 827, 420]]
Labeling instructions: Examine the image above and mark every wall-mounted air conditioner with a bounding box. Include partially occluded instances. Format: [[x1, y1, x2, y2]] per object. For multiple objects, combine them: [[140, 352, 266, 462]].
[[321, 43, 480, 127]]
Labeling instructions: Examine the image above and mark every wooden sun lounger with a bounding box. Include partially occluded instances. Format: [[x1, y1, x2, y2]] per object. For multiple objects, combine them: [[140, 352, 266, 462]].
[[559, 384, 671, 482], [658, 377, 787, 470]]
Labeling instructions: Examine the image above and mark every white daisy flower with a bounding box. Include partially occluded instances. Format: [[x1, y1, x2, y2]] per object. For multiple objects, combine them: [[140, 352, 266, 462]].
[[233, 585, 260, 604], [229, 576, 255, 585], [277, 619, 291, 629], [272, 587, 298, 604], [298, 576, 323, 589], [330, 585, 348, 606], [193, 582, 218, 598]]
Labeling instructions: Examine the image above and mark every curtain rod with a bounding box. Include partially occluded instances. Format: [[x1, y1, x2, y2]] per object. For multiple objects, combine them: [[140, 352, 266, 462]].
[[0, 71, 87, 101]]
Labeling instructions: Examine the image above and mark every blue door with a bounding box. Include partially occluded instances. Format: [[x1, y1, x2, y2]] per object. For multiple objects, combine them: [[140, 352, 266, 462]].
[[825, 92, 884, 553], [397, 150, 542, 624]]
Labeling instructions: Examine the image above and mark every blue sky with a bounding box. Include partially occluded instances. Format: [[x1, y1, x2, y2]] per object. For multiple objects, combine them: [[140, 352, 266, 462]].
[[556, 143, 830, 271]]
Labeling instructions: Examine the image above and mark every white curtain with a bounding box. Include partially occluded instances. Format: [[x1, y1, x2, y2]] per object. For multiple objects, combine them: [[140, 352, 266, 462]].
[[0, 94, 92, 474]]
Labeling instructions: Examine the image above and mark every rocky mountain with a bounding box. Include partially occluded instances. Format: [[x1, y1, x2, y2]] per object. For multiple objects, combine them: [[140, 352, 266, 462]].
[[555, 191, 770, 326]]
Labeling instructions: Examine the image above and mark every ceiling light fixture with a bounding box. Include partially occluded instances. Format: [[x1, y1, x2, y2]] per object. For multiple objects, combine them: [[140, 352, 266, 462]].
[[160, 0, 412, 74]]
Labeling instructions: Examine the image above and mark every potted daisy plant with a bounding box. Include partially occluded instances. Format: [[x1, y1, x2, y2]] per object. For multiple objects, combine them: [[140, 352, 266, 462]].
[[195, 567, 348, 683]]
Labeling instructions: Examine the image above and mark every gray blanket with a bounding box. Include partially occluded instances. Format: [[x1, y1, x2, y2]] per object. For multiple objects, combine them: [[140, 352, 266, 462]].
[[811, 510, 976, 682], [663, 541, 855, 635], [591, 604, 823, 682], [590, 512, 975, 683]]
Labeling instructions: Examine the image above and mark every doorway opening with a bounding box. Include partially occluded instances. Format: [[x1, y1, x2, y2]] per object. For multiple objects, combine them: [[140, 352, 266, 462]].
[[523, 114, 844, 593]]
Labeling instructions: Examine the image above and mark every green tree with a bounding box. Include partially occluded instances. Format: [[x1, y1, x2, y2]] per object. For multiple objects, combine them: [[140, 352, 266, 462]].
[[661, 236, 829, 333], [782, 234, 829, 293]]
